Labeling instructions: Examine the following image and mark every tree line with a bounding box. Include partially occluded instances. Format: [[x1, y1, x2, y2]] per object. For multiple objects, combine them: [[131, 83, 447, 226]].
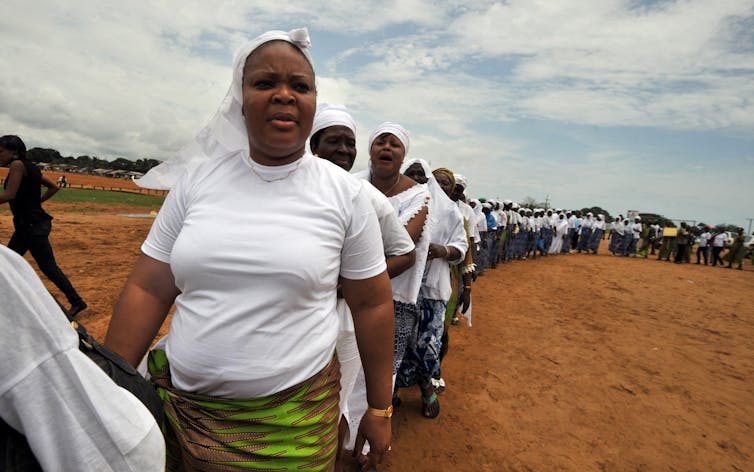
[[27, 147, 161, 174]]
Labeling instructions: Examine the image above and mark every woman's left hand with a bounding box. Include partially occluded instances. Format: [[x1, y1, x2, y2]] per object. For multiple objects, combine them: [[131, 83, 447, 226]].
[[354, 413, 391, 468], [427, 243, 448, 260]]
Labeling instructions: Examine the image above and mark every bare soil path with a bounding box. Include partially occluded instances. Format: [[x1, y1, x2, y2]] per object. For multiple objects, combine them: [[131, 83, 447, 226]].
[[2, 177, 752, 471]]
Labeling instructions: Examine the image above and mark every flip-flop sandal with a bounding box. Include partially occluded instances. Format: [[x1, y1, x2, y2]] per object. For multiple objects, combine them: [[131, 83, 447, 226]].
[[422, 391, 440, 419]]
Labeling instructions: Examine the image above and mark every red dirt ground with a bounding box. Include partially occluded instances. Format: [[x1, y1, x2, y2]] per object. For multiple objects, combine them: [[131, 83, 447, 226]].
[[2, 172, 753, 471]]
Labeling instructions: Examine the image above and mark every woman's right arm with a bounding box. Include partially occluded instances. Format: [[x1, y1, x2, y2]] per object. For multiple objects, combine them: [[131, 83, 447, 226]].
[[104, 253, 180, 367], [404, 205, 428, 243]]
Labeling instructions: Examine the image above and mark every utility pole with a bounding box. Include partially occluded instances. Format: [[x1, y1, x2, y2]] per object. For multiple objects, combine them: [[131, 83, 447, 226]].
[[544, 194, 550, 210], [746, 218, 754, 235]]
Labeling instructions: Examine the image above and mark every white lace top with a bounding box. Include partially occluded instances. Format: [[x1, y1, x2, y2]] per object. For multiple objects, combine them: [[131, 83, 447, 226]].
[[387, 183, 431, 304]]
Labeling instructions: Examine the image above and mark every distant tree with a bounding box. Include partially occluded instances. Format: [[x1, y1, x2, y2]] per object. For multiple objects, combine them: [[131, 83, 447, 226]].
[[91, 156, 110, 169], [25, 146, 161, 173], [110, 158, 134, 171], [132, 158, 161, 173], [75, 155, 94, 167], [27, 148, 62, 163], [521, 196, 547, 209], [713, 224, 743, 234], [638, 213, 675, 228], [580, 206, 613, 222]]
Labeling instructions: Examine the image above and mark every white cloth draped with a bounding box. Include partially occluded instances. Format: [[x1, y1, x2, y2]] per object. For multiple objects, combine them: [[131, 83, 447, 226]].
[[136, 28, 313, 190]]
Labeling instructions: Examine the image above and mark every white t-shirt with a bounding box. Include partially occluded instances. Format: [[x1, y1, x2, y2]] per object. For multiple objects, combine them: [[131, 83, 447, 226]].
[[142, 151, 386, 398], [0, 247, 164, 472], [612, 221, 624, 235], [457, 201, 479, 243], [476, 209, 488, 232], [699, 232, 711, 247], [713, 233, 727, 247], [632, 222, 642, 239], [360, 181, 415, 259]]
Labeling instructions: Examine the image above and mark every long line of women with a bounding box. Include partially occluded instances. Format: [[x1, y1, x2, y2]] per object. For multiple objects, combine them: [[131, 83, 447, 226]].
[[464, 205, 612, 273], [5, 26, 749, 472]]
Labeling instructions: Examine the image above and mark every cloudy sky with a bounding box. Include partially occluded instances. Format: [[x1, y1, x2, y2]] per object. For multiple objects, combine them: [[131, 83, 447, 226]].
[[2, 0, 753, 228]]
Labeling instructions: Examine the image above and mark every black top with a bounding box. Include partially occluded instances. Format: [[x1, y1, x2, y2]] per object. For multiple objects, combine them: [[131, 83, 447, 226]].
[[4, 158, 52, 230]]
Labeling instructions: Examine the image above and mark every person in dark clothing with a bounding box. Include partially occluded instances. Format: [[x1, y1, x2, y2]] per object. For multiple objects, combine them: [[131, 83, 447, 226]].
[[0, 135, 86, 317], [674, 222, 689, 264]]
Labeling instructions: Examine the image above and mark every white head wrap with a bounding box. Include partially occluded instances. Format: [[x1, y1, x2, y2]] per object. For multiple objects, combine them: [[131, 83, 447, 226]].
[[311, 103, 356, 137], [400, 157, 456, 236], [368, 122, 410, 156], [454, 173, 468, 190], [511, 202, 519, 209], [136, 28, 313, 189], [482, 202, 492, 209], [502, 199, 513, 205], [401, 158, 464, 292]]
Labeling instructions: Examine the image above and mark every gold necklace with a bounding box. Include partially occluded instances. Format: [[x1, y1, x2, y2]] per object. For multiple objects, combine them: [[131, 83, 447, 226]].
[[248, 154, 303, 183], [373, 174, 401, 196]]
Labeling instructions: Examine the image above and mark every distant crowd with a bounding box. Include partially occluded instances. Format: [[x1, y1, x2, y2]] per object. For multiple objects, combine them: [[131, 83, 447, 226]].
[[459, 205, 752, 273]]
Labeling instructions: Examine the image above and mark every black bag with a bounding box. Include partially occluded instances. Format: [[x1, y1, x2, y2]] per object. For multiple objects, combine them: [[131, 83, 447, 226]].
[[1, 322, 164, 470], [73, 321, 164, 423]]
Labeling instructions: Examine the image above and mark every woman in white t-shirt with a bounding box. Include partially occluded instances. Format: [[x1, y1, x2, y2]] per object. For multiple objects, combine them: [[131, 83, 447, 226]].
[[309, 103, 415, 466], [104, 28, 394, 471]]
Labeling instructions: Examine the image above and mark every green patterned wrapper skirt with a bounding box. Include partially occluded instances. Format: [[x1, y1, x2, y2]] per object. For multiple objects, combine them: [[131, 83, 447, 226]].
[[148, 350, 341, 471]]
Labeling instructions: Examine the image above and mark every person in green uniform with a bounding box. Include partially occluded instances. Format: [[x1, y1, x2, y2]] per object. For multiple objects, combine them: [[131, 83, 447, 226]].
[[725, 229, 746, 270]]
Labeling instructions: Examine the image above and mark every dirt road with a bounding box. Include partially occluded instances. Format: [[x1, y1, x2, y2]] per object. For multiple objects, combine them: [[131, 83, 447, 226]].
[[1, 178, 752, 471]]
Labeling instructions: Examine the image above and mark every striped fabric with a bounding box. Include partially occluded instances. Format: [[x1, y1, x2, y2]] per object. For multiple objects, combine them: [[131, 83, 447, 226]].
[[148, 350, 340, 471]]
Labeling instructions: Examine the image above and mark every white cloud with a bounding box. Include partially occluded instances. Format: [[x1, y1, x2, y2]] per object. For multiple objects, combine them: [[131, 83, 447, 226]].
[[1, 0, 753, 226]]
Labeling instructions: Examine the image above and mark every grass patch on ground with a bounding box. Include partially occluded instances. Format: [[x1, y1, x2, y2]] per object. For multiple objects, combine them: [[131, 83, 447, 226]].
[[0, 188, 164, 215], [49, 188, 165, 206]]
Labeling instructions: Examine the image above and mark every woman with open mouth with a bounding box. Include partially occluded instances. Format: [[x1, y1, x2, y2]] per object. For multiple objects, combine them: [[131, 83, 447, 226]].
[[106, 28, 394, 472], [356, 123, 431, 411]]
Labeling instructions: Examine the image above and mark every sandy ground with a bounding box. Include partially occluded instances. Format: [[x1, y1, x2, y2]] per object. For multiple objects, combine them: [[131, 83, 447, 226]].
[[2, 173, 753, 471]]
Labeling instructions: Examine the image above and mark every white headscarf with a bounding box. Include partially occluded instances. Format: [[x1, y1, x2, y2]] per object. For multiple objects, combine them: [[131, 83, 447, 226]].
[[311, 103, 356, 137], [136, 28, 313, 190], [402, 158, 465, 296], [400, 157, 448, 237], [454, 173, 468, 190], [470, 199, 482, 217], [368, 122, 410, 156]]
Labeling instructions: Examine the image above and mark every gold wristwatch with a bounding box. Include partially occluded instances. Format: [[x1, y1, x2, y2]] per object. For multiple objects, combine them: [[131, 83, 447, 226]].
[[367, 405, 393, 418]]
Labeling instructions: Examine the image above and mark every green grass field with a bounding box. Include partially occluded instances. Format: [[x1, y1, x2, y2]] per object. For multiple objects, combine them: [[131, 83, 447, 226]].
[[52, 188, 165, 206], [0, 188, 164, 214]]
